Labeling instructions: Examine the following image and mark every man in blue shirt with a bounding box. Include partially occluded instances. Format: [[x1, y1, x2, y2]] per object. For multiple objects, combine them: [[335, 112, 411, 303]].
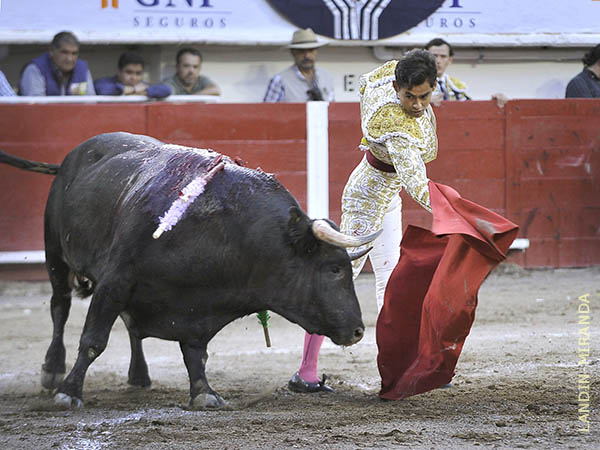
[[94, 51, 171, 99], [19, 31, 95, 96]]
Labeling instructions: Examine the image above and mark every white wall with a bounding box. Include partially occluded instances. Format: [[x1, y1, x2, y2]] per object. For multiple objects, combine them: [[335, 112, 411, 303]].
[[442, 60, 581, 101]]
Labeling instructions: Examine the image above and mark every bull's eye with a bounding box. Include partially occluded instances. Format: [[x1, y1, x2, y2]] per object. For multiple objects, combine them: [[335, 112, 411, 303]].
[[331, 266, 340, 274]]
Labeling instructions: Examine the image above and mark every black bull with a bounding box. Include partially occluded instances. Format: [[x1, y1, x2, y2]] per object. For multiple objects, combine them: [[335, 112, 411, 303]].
[[0, 132, 380, 409]]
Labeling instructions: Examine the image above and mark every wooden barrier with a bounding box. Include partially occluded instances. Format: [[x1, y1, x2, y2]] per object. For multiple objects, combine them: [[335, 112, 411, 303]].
[[0, 100, 598, 279]]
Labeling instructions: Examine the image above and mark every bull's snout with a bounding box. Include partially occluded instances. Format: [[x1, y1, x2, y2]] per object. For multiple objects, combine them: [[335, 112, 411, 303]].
[[351, 326, 364, 345], [326, 324, 365, 346]]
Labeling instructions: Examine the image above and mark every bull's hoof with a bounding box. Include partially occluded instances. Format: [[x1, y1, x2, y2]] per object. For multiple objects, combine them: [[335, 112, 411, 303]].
[[127, 377, 152, 389], [41, 369, 64, 390], [54, 392, 83, 409], [190, 392, 226, 409]]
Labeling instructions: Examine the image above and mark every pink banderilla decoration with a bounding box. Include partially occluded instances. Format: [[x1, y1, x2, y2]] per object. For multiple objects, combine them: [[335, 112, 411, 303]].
[[152, 155, 225, 239]]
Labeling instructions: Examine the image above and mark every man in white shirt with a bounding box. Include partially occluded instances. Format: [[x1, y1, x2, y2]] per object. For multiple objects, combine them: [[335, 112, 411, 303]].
[[424, 38, 507, 107]]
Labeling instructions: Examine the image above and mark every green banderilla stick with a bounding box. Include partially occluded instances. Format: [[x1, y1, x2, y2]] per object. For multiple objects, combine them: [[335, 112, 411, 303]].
[[256, 310, 271, 347]]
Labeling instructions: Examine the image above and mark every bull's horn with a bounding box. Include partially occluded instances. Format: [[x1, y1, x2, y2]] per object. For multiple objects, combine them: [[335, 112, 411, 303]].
[[348, 246, 373, 261], [311, 220, 382, 248]]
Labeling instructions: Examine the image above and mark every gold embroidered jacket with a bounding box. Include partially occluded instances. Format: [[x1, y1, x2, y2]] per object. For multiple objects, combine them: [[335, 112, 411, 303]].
[[358, 60, 438, 210]]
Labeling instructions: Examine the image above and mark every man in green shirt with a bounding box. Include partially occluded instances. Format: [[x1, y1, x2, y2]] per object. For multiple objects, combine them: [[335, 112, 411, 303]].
[[162, 47, 220, 96]]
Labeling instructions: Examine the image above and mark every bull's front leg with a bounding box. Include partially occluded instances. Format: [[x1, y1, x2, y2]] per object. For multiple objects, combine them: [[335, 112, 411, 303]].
[[179, 342, 225, 409]]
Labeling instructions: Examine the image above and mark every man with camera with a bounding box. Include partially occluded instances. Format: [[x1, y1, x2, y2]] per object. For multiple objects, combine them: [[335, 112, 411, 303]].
[[263, 28, 334, 102]]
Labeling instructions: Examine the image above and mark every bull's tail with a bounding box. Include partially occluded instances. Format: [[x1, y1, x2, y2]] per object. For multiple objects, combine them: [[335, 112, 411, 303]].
[[0, 149, 59, 175]]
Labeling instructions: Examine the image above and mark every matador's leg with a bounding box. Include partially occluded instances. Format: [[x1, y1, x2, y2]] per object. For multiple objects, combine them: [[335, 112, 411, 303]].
[[369, 195, 402, 312], [340, 157, 403, 311]]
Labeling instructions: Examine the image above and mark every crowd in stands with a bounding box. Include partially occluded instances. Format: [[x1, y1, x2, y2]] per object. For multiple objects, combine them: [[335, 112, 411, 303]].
[[0, 31, 221, 100], [0, 30, 598, 100]]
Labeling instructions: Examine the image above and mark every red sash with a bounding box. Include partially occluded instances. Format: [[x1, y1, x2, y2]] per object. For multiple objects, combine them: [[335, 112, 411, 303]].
[[366, 149, 395, 173]]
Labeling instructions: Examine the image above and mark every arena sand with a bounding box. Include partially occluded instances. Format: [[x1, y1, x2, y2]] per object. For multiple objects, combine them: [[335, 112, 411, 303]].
[[0, 266, 598, 449]]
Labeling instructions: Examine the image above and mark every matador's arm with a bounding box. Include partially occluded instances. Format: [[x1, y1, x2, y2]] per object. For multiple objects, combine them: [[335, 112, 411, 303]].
[[385, 136, 432, 213]]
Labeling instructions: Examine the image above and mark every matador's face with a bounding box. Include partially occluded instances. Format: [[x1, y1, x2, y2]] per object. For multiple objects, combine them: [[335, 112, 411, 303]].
[[393, 80, 434, 118]]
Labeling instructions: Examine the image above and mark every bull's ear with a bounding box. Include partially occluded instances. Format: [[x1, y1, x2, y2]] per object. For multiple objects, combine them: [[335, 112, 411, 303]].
[[287, 206, 318, 253]]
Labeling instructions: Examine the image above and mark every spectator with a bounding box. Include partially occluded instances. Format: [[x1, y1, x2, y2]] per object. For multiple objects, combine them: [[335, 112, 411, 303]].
[[19, 31, 95, 96], [94, 51, 171, 99], [264, 28, 334, 102], [0, 70, 16, 96], [424, 38, 507, 107], [162, 48, 220, 96], [565, 44, 600, 98]]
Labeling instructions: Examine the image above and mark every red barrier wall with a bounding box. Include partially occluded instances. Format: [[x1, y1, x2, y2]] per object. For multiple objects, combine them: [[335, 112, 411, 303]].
[[505, 101, 600, 267], [0, 100, 598, 279]]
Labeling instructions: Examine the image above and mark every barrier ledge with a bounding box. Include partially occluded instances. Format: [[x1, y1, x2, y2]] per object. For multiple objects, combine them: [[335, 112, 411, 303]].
[[0, 251, 45, 264], [0, 95, 220, 104], [0, 239, 528, 266], [509, 238, 530, 252]]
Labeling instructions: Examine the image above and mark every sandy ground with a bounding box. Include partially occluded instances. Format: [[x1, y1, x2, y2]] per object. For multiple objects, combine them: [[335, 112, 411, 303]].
[[0, 265, 598, 449]]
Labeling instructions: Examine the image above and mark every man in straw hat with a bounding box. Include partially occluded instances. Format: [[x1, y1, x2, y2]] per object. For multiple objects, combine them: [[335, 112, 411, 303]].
[[263, 28, 334, 102]]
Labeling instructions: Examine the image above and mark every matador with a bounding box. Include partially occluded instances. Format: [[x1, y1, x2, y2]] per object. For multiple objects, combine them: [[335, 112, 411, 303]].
[[289, 50, 440, 393]]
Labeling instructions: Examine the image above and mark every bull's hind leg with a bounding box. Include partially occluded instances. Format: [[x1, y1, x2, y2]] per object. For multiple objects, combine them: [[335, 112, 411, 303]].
[[180, 342, 225, 409], [126, 327, 151, 388], [55, 282, 123, 408], [118, 312, 151, 387], [41, 254, 72, 390]]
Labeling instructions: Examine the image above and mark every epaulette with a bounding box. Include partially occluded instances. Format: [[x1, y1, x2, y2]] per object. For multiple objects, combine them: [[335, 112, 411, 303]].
[[366, 104, 423, 143], [368, 60, 398, 84], [447, 75, 468, 93]]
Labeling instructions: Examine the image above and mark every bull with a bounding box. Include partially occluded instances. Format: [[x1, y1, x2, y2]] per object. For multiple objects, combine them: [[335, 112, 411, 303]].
[[0, 132, 379, 409]]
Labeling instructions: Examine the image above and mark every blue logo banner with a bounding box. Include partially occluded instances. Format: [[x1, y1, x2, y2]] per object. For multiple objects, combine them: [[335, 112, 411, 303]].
[[268, 0, 444, 40]]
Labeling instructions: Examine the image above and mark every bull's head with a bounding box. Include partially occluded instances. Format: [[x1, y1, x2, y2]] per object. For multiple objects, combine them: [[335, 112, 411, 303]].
[[283, 207, 381, 346]]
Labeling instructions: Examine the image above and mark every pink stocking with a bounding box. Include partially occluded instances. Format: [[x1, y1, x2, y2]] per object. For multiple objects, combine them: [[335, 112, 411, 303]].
[[297, 332, 324, 383]]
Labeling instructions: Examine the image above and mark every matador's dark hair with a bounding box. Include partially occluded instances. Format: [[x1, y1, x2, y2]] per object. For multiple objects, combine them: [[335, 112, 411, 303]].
[[395, 49, 437, 89]]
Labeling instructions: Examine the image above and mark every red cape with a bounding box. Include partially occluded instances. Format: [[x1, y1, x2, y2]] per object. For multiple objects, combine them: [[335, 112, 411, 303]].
[[376, 181, 519, 400]]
